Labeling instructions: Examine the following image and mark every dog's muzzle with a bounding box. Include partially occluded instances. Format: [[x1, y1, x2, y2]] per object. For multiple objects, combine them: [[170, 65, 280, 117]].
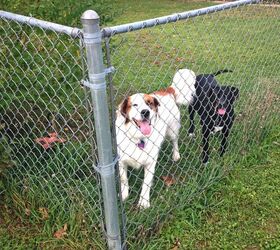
[[141, 109, 150, 119], [132, 109, 152, 136]]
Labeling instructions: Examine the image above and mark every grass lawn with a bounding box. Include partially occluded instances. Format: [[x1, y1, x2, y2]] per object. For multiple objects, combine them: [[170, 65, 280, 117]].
[[1, 0, 279, 249], [1, 127, 279, 249], [146, 126, 280, 249]]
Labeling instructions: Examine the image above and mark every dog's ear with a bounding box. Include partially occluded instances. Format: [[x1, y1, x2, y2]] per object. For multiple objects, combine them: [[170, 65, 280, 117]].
[[152, 96, 160, 112], [119, 97, 131, 123], [144, 94, 160, 112], [230, 87, 239, 103]]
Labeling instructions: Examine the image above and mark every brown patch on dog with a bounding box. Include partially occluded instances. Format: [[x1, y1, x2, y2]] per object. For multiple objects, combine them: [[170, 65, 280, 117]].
[[154, 86, 176, 97], [144, 94, 160, 112], [120, 96, 131, 124]]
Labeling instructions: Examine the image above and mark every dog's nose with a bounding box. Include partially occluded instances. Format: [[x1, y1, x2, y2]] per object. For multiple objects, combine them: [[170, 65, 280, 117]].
[[141, 109, 150, 119]]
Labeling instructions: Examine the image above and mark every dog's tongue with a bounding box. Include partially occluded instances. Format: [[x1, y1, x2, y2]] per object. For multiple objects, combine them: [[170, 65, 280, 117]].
[[139, 121, 151, 135], [217, 108, 226, 115]]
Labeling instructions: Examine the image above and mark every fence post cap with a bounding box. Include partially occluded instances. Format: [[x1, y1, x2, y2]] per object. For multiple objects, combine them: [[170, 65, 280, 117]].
[[81, 10, 99, 21]]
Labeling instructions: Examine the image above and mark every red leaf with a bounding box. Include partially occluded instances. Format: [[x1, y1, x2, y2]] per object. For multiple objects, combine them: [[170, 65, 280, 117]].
[[175, 57, 185, 62], [54, 224, 67, 239], [161, 175, 176, 187], [35, 132, 66, 149]]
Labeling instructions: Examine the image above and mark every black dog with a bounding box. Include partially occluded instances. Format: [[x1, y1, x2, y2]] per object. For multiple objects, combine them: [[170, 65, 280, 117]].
[[188, 70, 239, 163]]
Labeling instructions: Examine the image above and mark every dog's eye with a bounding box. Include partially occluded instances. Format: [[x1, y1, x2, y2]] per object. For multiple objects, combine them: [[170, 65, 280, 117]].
[[133, 104, 138, 107]]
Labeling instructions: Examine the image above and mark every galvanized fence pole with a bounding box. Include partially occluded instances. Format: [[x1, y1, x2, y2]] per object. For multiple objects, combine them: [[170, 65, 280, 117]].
[[81, 10, 121, 250]]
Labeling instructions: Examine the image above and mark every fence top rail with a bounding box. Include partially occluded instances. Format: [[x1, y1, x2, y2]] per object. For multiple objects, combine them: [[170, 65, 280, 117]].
[[0, 10, 82, 38], [102, 0, 260, 37], [1, 0, 260, 39]]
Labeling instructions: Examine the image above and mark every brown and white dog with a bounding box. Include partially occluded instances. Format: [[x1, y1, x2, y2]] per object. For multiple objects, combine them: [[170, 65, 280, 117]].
[[116, 70, 196, 209], [116, 92, 180, 209]]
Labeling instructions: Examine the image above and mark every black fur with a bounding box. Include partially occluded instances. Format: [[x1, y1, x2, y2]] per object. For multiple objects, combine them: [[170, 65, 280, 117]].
[[188, 69, 239, 163]]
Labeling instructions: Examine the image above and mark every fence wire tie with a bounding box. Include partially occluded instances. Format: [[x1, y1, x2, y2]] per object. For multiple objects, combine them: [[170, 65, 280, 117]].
[[81, 66, 115, 90], [93, 155, 119, 177], [104, 66, 115, 75], [103, 230, 120, 241]]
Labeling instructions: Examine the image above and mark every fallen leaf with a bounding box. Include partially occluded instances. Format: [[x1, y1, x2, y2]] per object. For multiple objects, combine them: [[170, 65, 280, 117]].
[[175, 57, 185, 62], [39, 207, 49, 220], [161, 176, 176, 187], [54, 224, 67, 239], [35, 132, 66, 149]]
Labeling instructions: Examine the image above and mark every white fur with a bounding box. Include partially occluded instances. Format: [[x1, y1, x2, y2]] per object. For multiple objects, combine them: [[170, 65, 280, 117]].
[[171, 68, 196, 106], [116, 93, 180, 209], [213, 126, 223, 133], [188, 133, 196, 138]]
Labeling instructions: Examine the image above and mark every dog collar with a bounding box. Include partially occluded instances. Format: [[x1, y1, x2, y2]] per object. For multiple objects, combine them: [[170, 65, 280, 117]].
[[137, 139, 146, 149]]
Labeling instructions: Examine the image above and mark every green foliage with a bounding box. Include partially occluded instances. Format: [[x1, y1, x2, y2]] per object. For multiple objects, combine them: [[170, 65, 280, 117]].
[[0, 136, 14, 175], [0, 136, 14, 195], [1, 0, 119, 26]]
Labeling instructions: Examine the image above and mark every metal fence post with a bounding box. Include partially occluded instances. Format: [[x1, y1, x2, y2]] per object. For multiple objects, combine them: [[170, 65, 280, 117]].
[[81, 10, 122, 250]]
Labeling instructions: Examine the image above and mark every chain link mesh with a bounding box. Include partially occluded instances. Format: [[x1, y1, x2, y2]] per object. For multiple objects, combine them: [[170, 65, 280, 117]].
[[1, 1, 279, 249], [0, 16, 106, 248], [106, 2, 279, 248]]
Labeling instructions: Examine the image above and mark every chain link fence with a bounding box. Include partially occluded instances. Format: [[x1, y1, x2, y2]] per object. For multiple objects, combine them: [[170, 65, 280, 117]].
[[0, 11, 108, 249], [106, 0, 280, 248], [1, 0, 280, 249]]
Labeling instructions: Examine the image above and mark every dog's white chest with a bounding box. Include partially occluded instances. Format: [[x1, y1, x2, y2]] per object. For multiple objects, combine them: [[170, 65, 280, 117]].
[[213, 126, 223, 133]]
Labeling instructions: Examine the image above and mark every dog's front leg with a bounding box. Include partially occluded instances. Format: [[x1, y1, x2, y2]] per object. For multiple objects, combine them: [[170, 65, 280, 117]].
[[220, 116, 234, 156], [138, 162, 156, 209], [119, 162, 129, 201], [188, 104, 196, 138], [172, 138, 180, 162], [202, 125, 211, 164], [167, 122, 181, 162]]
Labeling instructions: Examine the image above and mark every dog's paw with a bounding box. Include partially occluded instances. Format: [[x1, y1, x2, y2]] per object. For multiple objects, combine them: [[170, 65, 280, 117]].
[[137, 197, 150, 209], [188, 133, 195, 138], [172, 151, 180, 162], [120, 187, 129, 201], [214, 126, 223, 133]]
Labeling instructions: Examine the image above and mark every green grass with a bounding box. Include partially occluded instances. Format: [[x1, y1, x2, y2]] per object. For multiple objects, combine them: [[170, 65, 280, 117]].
[[1, 0, 280, 249], [106, 3, 280, 247], [1, 127, 279, 249], [145, 126, 280, 249]]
